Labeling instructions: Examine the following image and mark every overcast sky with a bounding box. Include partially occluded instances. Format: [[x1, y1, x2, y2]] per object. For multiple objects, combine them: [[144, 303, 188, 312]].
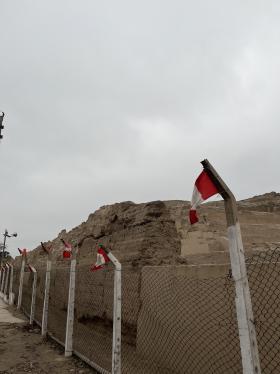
[[0, 1, 279, 256]]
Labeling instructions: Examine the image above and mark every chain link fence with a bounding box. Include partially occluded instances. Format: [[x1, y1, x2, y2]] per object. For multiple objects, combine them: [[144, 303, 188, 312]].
[[21, 271, 32, 316], [48, 264, 70, 344], [34, 266, 46, 326], [247, 246, 280, 374], [135, 266, 242, 374], [73, 264, 114, 373], [13, 266, 20, 302], [11, 248, 280, 374]]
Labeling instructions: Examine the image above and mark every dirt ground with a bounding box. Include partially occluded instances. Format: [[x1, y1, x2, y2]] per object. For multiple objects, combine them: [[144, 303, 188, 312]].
[[0, 305, 97, 374]]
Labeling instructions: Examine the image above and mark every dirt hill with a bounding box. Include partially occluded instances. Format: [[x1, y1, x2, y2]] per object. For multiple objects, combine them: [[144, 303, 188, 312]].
[[16, 192, 280, 267]]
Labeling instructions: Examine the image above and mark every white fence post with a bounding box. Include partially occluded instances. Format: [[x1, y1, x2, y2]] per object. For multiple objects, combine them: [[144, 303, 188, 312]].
[[17, 252, 26, 309], [0, 268, 3, 295], [42, 254, 51, 337], [29, 265, 37, 325], [8, 264, 14, 305], [65, 244, 77, 357], [0, 267, 5, 297], [4, 264, 10, 303], [106, 249, 122, 374], [201, 159, 261, 374]]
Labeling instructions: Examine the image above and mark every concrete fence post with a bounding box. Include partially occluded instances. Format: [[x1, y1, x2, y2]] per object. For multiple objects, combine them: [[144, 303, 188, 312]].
[[65, 244, 77, 357], [8, 264, 14, 305], [4, 264, 10, 303], [106, 249, 122, 374], [0, 267, 5, 296], [201, 159, 261, 374], [0, 266, 4, 294], [42, 255, 52, 337], [17, 252, 26, 309], [29, 265, 37, 325]]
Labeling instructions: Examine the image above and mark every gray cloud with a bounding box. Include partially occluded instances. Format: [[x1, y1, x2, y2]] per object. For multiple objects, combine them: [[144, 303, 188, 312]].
[[0, 0, 279, 256]]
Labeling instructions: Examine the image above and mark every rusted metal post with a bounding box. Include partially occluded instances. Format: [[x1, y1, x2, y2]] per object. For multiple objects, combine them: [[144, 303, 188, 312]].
[[201, 159, 261, 374]]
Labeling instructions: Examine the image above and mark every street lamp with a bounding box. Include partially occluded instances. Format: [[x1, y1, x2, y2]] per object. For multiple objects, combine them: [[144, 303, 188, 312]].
[[0, 112, 4, 139], [1, 229, 17, 265]]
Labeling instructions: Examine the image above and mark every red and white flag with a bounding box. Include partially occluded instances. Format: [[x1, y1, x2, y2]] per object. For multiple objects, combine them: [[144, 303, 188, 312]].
[[91, 247, 110, 271], [61, 239, 72, 259], [18, 248, 27, 256], [189, 170, 219, 224]]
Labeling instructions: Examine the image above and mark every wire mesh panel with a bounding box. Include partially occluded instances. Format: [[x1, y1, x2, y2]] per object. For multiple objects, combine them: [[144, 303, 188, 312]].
[[132, 265, 242, 374], [73, 264, 114, 373], [13, 267, 21, 303], [3, 268, 11, 300], [21, 272, 32, 316], [34, 266, 46, 326], [121, 267, 160, 374], [48, 264, 70, 344], [247, 247, 280, 374]]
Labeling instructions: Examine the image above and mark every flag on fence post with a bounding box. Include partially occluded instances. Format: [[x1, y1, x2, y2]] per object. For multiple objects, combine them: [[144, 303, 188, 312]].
[[189, 170, 219, 224], [91, 245, 110, 271], [18, 248, 27, 256], [61, 239, 72, 259], [41, 242, 52, 254]]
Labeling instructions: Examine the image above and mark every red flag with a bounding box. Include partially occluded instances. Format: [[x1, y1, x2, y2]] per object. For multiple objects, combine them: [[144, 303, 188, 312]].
[[189, 170, 219, 224], [61, 239, 72, 259], [18, 248, 27, 256], [91, 247, 110, 271]]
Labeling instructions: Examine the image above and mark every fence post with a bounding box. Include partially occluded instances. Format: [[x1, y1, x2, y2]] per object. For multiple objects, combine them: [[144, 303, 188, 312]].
[[106, 249, 122, 374], [4, 264, 10, 303], [0, 267, 3, 295], [42, 252, 52, 337], [17, 252, 26, 309], [0, 267, 5, 297], [8, 264, 14, 305], [201, 159, 261, 374], [65, 244, 77, 357], [29, 265, 37, 325]]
